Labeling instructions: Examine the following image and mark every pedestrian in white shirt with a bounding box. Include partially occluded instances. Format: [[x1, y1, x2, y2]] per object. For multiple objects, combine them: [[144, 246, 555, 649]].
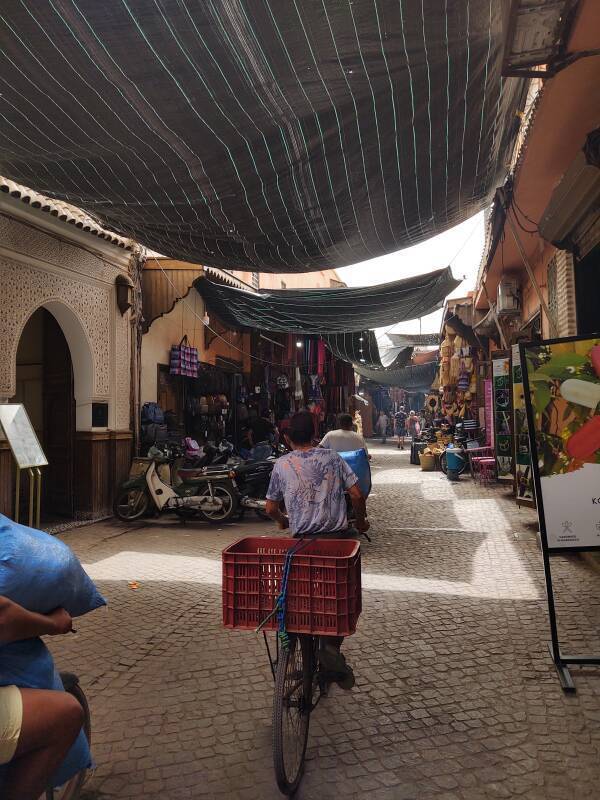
[[319, 413, 369, 456]]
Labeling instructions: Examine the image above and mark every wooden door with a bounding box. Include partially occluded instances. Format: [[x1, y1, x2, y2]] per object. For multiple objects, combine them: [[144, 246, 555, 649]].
[[43, 310, 75, 517]]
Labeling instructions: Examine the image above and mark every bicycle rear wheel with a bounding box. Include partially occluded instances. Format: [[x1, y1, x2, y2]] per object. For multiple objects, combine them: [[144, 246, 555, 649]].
[[272, 634, 314, 795]]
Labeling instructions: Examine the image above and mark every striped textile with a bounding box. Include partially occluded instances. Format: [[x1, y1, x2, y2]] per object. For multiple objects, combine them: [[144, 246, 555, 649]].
[[0, 1, 525, 272]]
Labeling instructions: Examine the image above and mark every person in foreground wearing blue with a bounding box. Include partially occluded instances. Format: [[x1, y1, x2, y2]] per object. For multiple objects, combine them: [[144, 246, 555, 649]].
[[265, 411, 369, 689], [0, 596, 83, 800]]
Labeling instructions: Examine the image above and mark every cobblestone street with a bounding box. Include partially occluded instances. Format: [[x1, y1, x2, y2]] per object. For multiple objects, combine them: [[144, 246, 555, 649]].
[[50, 444, 600, 799]]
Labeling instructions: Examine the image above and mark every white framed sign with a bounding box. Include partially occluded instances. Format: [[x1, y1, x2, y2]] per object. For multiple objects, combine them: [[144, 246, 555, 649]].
[[0, 404, 48, 469], [521, 336, 600, 551]]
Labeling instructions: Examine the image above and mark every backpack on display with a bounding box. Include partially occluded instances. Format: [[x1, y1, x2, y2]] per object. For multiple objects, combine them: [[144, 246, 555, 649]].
[[141, 402, 165, 424]]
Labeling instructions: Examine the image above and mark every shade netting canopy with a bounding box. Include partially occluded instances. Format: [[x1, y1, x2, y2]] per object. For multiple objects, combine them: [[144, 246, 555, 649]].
[[324, 331, 413, 370], [0, 2, 524, 272], [195, 267, 459, 333], [356, 360, 438, 390]]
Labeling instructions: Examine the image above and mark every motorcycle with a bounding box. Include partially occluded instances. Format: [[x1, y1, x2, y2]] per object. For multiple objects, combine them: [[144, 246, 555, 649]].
[[113, 443, 239, 524], [182, 437, 238, 469], [228, 458, 276, 520]]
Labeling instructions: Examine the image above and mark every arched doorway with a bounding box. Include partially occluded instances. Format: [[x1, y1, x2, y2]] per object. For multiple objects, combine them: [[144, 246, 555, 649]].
[[12, 308, 75, 519]]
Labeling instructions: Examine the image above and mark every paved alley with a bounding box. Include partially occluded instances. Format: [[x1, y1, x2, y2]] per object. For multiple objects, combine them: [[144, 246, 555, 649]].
[[50, 444, 600, 800]]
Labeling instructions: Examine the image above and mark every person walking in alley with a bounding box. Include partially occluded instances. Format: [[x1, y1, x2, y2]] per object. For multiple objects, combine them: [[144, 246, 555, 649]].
[[265, 412, 369, 689], [376, 410, 389, 444], [406, 409, 421, 442], [394, 406, 407, 449], [319, 413, 369, 457]]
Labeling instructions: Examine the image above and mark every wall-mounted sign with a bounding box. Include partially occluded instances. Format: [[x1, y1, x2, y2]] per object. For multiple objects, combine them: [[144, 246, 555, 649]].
[[492, 355, 513, 480], [521, 336, 600, 550], [512, 344, 535, 508], [0, 404, 48, 469]]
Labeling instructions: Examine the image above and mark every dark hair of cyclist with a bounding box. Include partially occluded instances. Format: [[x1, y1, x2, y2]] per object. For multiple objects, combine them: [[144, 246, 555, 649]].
[[338, 413, 353, 430], [288, 411, 315, 445]]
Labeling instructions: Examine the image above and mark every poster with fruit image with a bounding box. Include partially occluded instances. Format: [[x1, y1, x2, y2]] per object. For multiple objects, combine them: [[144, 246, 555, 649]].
[[512, 344, 535, 508], [521, 336, 600, 550]]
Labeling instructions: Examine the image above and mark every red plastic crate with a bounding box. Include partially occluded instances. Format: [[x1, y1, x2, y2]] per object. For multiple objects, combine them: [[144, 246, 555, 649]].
[[222, 537, 362, 637]]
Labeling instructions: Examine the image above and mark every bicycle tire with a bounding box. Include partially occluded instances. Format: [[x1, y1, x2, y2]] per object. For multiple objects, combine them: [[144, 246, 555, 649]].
[[272, 634, 314, 796], [46, 682, 91, 800]]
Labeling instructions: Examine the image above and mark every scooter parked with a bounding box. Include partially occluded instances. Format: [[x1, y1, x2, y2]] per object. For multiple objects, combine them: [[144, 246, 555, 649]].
[[229, 458, 276, 519], [113, 444, 238, 524]]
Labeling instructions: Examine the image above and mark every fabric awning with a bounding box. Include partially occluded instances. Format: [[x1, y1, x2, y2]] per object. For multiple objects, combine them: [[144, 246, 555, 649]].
[[355, 361, 438, 390], [196, 267, 459, 333], [387, 333, 441, 347], [0, 3, 525, 272], [324, 331, 412, 371]]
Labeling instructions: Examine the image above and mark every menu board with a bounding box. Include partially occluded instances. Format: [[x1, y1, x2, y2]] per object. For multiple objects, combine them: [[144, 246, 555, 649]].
[[521, 336, 600, 550], [512, 345, 535, 508], [0, 404, 48, 469], [492, 355, 513, 480]]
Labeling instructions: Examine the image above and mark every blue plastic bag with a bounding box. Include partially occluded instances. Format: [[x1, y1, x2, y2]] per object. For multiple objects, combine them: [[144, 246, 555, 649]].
[[0, 639, 92, 788], [0, 514, 106, 616], [339, 449, 371, 498], [0, 515, 103, 787]]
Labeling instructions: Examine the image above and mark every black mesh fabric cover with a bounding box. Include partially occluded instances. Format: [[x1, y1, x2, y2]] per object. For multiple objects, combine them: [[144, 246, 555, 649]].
[[0, 1, 525, 272]]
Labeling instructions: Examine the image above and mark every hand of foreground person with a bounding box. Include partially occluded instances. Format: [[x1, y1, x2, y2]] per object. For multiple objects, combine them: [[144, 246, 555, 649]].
[[356, 518, 370, 534], [46, 607, 74, 635]]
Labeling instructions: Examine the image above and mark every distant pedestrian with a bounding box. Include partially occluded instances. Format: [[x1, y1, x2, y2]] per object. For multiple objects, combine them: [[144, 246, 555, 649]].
[[353, 410, 363, 436], [406, 409, 420, 441], [376, 410, 389, 444], [394, 406, 407, 450]]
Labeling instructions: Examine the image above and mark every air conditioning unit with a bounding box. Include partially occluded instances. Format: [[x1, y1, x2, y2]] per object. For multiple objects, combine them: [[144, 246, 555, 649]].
[[497, 278, 520, 315]]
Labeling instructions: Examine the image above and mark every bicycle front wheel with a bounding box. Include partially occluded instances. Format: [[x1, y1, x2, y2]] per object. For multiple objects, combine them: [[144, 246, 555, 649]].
[[272, 634, 314, 795]]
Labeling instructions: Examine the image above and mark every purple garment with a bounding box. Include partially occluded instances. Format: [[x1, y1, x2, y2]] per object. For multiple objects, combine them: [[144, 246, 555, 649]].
[[266, 448, 358, 535]]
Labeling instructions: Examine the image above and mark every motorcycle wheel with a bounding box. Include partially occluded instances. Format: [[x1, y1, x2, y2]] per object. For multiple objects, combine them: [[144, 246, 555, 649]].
[[113, 488, 149, 521], [197, 482, 239, 524]]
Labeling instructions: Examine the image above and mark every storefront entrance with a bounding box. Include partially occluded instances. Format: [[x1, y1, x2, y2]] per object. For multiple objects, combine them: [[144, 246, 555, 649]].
[[12, 308, 75, 519], [575, 244, 600, 336]]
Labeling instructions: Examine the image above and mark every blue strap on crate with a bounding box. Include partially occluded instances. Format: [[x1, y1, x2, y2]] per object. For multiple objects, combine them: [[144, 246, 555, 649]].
[[255, 538, 309, 647]]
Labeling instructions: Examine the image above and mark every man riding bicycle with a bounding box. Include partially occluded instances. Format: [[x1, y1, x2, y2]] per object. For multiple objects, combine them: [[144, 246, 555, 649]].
[[265, 411, 369, 689], [0, 596, 83, 800]]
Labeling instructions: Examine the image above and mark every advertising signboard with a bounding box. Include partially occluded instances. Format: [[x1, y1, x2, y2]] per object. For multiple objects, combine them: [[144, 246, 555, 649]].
[[511, 344, 535, 508], [520, 334, 600, 692], [521, 336, 600, 550], [492, 355, 513, 480]]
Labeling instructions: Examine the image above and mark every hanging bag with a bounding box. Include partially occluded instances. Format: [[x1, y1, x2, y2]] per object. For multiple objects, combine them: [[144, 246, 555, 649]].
[[170, 335, 199, 378]]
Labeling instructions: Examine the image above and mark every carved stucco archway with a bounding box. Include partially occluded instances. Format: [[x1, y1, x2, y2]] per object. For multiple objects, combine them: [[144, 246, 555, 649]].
[[0, 258, 112, 429]]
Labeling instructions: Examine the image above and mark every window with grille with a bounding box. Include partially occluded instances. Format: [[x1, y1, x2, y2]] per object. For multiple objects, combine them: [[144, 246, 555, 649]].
[[547, 255, 558, 331], [251, 272, 259, 289]]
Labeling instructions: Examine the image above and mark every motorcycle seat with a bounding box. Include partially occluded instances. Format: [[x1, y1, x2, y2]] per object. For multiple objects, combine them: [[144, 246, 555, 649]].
[[233, 460, 274, 476]]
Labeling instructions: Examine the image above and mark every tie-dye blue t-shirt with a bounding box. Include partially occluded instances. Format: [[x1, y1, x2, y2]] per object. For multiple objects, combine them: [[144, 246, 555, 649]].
[[266, 448, 358, 535]]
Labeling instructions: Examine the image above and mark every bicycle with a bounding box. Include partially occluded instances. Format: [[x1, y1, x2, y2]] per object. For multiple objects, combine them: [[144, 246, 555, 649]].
[[222, 535, 361, 797], [264, 632, 333, 796], [45, 672, 91, 800]]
